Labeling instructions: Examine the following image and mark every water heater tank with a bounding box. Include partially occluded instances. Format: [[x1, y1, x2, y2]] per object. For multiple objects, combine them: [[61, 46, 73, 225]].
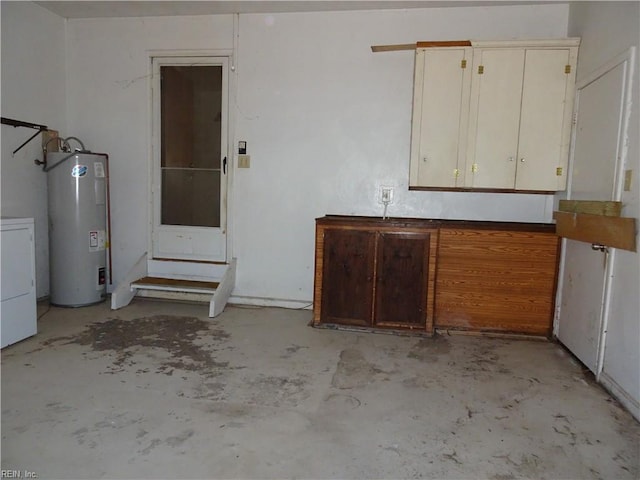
[[47, 152, 107, 306]]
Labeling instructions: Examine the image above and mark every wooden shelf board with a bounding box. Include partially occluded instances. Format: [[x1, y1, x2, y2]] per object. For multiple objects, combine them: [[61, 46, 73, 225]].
[[553, 211, 636, 251], [132, 276, 219, 294], [558, 200, 623, 217]]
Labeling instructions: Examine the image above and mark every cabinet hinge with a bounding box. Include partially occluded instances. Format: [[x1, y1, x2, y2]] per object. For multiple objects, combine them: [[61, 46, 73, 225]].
[[556, 167, 563, 176], [461, 59, 467, 69], [471, 163, 479, 173], [453, 168, 460, 178], [478, 65, 484, 74], [572, 112, 578, 125], [565, 64, 571, 74]]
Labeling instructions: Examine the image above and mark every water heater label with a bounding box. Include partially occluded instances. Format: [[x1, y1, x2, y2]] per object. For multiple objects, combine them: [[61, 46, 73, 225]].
[[89, 230, 106, 252], [94, 162, 105, 178], [72, 165, 88, 178], [97, 267, 106, 289]]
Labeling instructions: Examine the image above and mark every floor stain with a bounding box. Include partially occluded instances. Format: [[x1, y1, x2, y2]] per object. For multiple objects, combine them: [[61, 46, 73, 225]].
[[245, 374, 310, 407], [43, 315, 229, 375], [407, 335, 451, 363], [166, 429, 194, 447], [323, 393, 361, 409], [331, 348, 384, 389], [139, 438, 162, 456], [280, 344, 309, 359]]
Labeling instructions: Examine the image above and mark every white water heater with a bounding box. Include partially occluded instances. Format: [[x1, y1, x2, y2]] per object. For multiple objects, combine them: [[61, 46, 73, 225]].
[[47, 152, 108, 306]]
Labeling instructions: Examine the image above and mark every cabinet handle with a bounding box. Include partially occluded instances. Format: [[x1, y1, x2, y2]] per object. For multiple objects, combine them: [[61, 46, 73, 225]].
[[520, 158, 526, 163], [508, 156, 514, 162], [422, 156, 428, 163]]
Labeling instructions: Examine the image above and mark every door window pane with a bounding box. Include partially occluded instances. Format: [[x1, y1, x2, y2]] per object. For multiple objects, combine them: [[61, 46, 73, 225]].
[[160, 65, 222, 226], [161, 170, 220, 227]]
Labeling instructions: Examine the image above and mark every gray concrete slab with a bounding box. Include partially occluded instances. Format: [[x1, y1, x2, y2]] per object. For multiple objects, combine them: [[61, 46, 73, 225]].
[[1, 299, 638, 479]]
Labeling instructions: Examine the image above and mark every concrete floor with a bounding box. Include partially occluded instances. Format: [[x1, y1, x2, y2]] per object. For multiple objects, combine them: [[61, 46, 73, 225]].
[[1, 299, 638, 479]]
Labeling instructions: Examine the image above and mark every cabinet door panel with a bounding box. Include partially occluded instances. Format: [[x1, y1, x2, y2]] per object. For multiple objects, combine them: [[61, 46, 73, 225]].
[[515, 49, 571, 190], [410, 48, 472, 188], [467, 49, 525, 188], [435, 228, 559, 335], [374, 232, 431, 328], [321, 229, 375, 326]]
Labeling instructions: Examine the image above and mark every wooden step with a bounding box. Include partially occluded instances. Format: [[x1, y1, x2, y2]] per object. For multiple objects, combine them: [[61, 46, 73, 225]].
[[131, 276, 219, 294], [112, 256, 236, 317]]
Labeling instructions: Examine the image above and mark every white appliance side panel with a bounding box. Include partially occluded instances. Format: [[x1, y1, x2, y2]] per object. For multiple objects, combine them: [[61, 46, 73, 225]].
[[1, 219, 37, 348], [1, 226, 33, 301]]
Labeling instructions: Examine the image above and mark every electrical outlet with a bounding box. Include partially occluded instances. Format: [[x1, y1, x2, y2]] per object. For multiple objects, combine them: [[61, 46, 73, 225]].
[[380, 186, 394, 204]]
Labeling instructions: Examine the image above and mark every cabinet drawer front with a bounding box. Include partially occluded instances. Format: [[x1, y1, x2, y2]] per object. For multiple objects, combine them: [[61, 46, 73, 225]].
[[321, 228, 375, 326]]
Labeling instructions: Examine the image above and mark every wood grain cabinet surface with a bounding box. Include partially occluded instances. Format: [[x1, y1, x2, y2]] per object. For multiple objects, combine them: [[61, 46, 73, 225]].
[[313, 216, 559, 337], [313, 216, 437, 335], [435, 227, 560, 336]]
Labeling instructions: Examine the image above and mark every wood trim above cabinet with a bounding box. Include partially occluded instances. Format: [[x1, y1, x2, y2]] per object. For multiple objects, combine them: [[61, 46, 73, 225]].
[[408, 186, 555, 194], [416, 40, 472, 48]]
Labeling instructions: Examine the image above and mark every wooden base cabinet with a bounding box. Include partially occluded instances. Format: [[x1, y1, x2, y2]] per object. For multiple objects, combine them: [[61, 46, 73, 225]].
[[313, 217, 437, 335], [435, 227, 560, 336], [320, 228, 376, 327], [313, 216, 560, 337]]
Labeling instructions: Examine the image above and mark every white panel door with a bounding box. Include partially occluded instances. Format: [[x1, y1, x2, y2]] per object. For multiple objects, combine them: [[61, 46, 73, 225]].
[[557, 60, 627, 372]]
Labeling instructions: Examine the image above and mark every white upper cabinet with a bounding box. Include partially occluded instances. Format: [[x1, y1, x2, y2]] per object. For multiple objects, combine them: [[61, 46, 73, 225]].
[[467, 48, 525, 189], [409, 46, 473, 188], [515, 48, 575, 191], [409, 39, 579, 192]]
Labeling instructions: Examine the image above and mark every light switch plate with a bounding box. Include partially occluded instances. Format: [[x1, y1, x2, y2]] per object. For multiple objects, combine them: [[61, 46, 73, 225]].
[[238, 155, 250, 168], [624, 169, 633, 191]]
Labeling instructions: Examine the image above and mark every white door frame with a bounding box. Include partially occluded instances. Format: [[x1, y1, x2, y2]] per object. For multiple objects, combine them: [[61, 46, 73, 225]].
[[148, 50, 233, 265], [555, 46, 636, 378]]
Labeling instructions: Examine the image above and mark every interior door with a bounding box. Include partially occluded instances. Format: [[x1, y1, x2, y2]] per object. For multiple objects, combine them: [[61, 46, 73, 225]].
[[151, 56, 228, 262], [557, 59, 628, 372]]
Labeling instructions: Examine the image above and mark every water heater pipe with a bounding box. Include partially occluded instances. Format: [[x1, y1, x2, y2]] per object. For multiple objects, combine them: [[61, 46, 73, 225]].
[[91, 152, 113, 286]]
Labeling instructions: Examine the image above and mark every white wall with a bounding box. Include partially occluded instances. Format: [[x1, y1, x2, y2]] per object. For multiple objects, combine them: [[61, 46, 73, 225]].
[[232, 4, 568, 303], [1, 1, 67, 297], [65, 14, 234, 291], [64, 4, 569, 305], [568, 2, 640, 416]]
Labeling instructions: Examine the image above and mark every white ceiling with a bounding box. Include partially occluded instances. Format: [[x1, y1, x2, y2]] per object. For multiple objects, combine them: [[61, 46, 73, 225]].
[[35, 1, 560, 19]]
